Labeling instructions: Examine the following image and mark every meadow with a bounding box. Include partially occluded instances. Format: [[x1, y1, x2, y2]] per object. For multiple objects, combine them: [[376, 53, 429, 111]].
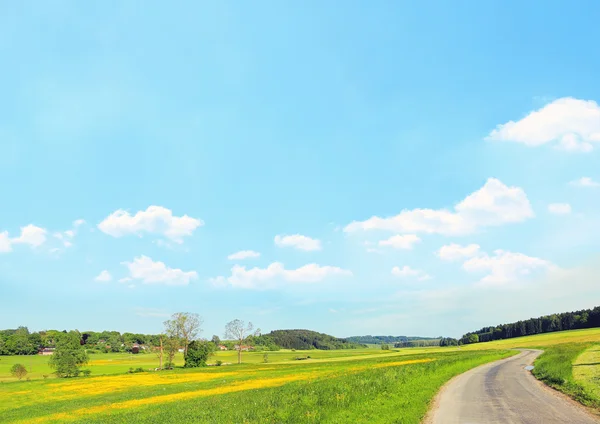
[[1, 328, 598, 423]]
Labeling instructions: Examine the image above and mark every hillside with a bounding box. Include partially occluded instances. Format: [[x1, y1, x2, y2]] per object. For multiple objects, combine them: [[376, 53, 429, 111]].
[[266, 329, 366, 350]]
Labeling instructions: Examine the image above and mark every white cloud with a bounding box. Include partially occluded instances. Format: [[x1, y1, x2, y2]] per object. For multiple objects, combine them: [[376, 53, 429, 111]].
[[12, 225, 47, 247], [274, 234, 322, 251], [462, 250, 553, 286], [0, 232, 12, 253], [73, 219, 86, 227], [212, 262, 352, 290], [121, 255, 198, 286], [134, 307, 170, 318], [437, 243, 481, 261], [345, 178, 533, 236], [118, 277, 133, 283], [548, 203, 572, 215], [570, 177, 600, 188], [378, 234, 421, 250], [94, 270, 112, 282], [98, 206, 203, 243], [227, 250, 261, 260], [486, 97, 600, 152], [391, 266, 431, 281]]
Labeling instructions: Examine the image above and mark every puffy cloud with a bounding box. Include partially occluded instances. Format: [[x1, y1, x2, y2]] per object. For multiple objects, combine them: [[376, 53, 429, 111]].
[[462, 250, 553, 286], [378, 234, 421, 250], [94, 270, 112, 282], [345, 178, 533, 236], [0, 232, 11, 253], [274, 234, 322, 251], [98, 206, 203, 243], [486, 97, 600, 152], [73, 219, 86, 227], [227, 250, 261, 260], [548, 203, 572, 215], [391, 266, 431, 281], [212, 262, 352, 290], [437, 243, 481, 261], [12, 225, 47, 247], [122, 256, 198, 286], [570, 177, 600, 188]]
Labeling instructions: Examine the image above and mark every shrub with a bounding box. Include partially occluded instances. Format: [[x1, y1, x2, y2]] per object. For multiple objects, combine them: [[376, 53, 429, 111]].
[[215, 360, 223, 366], [263, 353, 269, 363], [184, 341, 213, 368], [10, 363, 27, 380], [82, 370, 91, 377]]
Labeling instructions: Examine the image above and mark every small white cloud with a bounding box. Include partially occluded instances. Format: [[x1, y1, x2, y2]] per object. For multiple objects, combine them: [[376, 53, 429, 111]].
[[227, 250, 261, 260], [436, 243, 481, 261], [391, 266, 431, 281], [12, 225, 47, 248], [570, 177, 600, 188], [134, 307, 170, 318], [345, 178, 533, 236], [73, 219, 86, 227], [274, 234, 322, 251], [94, 270, 112, 282], [64, 230, 75, 238], [462, 249, 553, 286], [212, 262, 352, 290], [118, 277, 133, 283], [122, 255, 198, 286], [329, 308, 339, 313], [98, 206, 203, 243], [548, 203, 572, 215], [486, 97, 600, 152], [378, 234, 421, 250], [0, 232, 13, 253]]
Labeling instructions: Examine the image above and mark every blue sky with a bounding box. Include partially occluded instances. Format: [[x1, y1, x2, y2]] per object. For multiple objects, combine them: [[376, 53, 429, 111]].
[[1, 1, 599, 339]]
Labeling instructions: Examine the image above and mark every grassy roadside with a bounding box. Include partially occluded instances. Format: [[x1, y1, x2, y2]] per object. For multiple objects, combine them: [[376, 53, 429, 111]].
[[532, 343, 600, 410]]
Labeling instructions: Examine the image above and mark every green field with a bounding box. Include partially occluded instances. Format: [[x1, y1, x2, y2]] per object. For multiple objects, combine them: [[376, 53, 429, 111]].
[[1, 328, 599, 423]]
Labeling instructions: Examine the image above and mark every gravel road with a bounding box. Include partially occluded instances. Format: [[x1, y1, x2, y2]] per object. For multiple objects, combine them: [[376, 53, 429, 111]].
[[426, 349, 599, 424]]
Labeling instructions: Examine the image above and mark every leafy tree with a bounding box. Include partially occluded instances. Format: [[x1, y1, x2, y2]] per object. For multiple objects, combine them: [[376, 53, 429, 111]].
[[225, 319, 260, 364], [184, 340, 214, 368], [49, 331, 88, 377], [211, 335, 221, 345], [10, 363, 27, 380], [164, 312, 203, 356]]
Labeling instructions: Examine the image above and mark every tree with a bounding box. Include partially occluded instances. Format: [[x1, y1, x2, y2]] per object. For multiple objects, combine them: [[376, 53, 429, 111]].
[[49, 331, 88, 377], [10, 363, 27, 380], [152, 334, 165, 369], [184, 340, 214, 368], [224, 319, 260, 364], [211, 335, 221, 346], [164, 312, 203, 356]]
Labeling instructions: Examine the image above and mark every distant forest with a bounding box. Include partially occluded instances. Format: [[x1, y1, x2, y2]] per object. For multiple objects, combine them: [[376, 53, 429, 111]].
[[0, 328, 365, 356], [267, 330, 366, 350], [459, 306, 600, 345], [345, 335, 438, 345]]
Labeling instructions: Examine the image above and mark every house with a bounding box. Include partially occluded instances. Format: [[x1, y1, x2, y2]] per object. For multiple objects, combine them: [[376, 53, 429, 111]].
[[39, 348, 55, 356], [218, 345, 228, 351], [178, 348, 185, 353], [234, 345, 254, 351], [131, 343, 140, 354]]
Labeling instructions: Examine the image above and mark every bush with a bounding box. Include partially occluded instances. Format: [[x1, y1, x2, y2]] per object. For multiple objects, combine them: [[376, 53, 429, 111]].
[[215, 360, 223, 366], [263, 353, 269, 363], [82, 370, 91, 377], [184, 341, 213, 368], [11, 364, 27, 380]]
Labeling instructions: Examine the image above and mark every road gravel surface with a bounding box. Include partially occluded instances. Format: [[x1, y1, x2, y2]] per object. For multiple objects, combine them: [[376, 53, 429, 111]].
[[426, 349, 599, 424]]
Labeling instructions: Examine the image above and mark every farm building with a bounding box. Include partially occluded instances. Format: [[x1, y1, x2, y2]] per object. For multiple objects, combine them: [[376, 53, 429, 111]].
[[39, 348, 55, 355], [218, 345, 228, 350]]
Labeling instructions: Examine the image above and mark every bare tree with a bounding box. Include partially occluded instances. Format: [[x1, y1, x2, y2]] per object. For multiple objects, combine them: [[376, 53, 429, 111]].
[[224, 319, 260, 364], [164, 312, 203, 356], [153, 334, 164, 370]]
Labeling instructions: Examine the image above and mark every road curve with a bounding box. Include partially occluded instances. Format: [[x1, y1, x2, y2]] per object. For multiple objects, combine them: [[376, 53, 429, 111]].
[[425, 349, 599, 424]]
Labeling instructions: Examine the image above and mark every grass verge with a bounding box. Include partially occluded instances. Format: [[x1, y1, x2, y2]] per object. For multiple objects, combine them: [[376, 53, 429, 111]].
[[532, 343, 600, 410]]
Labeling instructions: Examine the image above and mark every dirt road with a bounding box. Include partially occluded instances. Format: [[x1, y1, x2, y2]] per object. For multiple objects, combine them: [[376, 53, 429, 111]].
[[426, 349, 599, 424]]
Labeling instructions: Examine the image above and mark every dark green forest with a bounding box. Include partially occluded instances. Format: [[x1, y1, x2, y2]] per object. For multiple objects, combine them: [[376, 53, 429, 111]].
[[459, 306, 600, 344], [267, 330, 366, 350]]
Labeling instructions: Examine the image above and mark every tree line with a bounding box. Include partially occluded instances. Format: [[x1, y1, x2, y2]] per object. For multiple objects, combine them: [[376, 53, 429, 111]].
[[267, 329, 366, 350], [345, 335, 438, 345], [459, 306, 600, 345]]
